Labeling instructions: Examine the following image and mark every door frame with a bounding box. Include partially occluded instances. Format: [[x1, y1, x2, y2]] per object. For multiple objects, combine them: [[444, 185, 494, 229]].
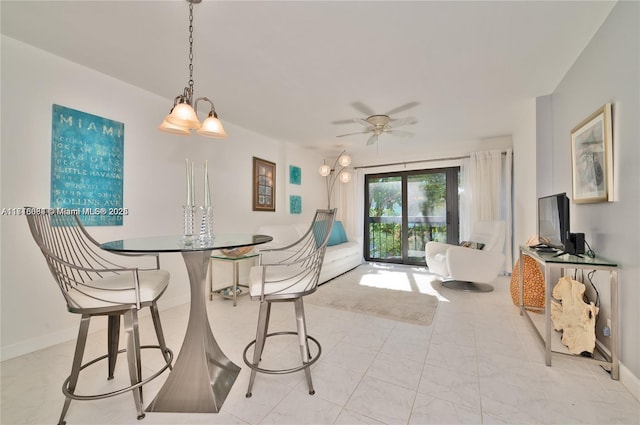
[[364, 167, 460, 265]]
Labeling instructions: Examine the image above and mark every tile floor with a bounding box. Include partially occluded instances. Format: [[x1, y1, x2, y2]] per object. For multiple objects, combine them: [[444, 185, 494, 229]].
[[2, 264, 639, 424]]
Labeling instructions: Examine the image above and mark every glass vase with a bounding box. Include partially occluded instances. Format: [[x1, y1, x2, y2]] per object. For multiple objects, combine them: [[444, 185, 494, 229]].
[[199, 205, 214, 243], [183, 205, 196, 244]]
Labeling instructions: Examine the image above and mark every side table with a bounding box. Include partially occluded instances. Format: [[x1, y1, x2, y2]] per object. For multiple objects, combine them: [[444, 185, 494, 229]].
[[209, 252, 259, 306]]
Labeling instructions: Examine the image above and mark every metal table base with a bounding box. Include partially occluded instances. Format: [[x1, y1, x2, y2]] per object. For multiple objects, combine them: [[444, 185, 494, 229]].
[[146, 250, 240, 413]]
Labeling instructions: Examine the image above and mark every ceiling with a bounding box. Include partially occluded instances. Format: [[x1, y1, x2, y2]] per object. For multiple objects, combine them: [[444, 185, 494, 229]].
[[1, 1, 615, 162]]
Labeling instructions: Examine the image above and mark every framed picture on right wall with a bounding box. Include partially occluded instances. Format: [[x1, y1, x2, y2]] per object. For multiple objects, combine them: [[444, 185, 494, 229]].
[[571, 103, 613, 203]]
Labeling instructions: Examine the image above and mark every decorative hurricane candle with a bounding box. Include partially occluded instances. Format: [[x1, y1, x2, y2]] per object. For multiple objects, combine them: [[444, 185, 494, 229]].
[[200, 160, 214, 242], [183, 158, 196, 244], [204, 160, 211, 207]]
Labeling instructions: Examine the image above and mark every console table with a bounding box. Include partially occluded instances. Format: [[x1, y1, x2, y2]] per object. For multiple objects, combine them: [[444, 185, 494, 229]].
[[209, 252, 258, 306], [518, 245, 619, 379]]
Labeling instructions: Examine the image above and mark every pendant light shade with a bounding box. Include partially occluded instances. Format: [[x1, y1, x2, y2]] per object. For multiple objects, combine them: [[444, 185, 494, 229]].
[[197, 111, 228, 138], [158, 0, 227, 139], [158, 118, 191, 135], [164, 102, 200, 129]]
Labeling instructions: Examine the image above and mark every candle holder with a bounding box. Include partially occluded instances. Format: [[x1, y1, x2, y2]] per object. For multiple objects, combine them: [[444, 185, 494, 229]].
[[183, 205, 196, 244], [199, 205, 214, 243]]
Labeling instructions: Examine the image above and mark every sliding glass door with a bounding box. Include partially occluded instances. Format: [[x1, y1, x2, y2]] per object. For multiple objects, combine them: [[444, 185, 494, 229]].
[[365, 167, 459, 265]]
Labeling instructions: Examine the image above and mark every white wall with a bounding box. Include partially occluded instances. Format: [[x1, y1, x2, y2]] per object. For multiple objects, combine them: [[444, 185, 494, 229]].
[[535, 95, 554, 198], [0, 36, 326, 359], [511, 98, 538, 258], [545, 2, 639, 394]]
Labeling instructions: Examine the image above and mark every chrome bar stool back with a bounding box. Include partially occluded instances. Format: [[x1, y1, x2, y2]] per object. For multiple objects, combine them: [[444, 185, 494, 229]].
[[25, 208, 173, 424], [243, 209, 336, 397]]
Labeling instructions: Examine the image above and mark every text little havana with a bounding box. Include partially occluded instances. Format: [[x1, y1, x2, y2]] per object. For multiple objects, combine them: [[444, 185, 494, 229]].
[[82, 207, 129, 216]]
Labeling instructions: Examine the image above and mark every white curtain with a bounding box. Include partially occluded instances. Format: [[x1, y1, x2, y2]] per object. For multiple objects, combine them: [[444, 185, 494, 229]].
[[461, 149, 513, 273]]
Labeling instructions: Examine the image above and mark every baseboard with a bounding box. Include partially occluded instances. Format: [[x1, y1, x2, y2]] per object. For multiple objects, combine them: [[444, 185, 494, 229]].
[[620, 361, 640, 402], [0, 294, 190, 362], [1, 326, 80, 361]]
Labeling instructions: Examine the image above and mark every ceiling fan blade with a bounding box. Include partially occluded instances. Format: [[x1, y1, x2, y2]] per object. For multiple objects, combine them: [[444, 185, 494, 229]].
[[332, 119, 359, 125], [385, 101, 419, 116], [389, 116, 417, 127], [366, 134, 378, 146], [350, 101, 376, 117], [389, 130, 414, 137], [332, 118, 372, 127], [336, 130, 371, 138]]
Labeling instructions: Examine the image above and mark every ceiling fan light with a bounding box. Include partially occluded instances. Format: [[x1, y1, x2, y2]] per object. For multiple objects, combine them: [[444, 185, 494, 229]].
[[158, 119, 191, 135], [165, 102, 200, 129], [319, 164, 331, 177], [339, 170, 351, 183], [338, 154, 351, 167], [197, 114, 228, 138]]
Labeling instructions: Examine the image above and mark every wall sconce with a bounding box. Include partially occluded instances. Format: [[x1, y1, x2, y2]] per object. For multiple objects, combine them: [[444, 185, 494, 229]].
[[157, 0, 227, 139], [319, 151, 352, 209]]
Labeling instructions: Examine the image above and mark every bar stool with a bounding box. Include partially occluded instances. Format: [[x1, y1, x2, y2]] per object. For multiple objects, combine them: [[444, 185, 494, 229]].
[[25, 208, 173, 424], [243, 209, 336, 397]]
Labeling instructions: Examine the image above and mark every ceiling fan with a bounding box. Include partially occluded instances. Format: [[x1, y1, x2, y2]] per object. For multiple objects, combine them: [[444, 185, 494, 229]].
[[335, 102, 418, 146]]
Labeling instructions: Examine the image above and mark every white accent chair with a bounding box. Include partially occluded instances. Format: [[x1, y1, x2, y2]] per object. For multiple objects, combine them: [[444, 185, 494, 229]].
[[425, 220, 506, 292]]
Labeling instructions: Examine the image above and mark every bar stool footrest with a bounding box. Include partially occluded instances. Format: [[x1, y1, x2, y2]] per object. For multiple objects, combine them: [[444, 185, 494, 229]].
[[242, 331, 321, 375], [62, 345, 173, 401]]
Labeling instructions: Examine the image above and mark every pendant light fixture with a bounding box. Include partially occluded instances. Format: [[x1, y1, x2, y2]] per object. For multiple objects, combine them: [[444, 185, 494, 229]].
[[158, 0, 227, 138]]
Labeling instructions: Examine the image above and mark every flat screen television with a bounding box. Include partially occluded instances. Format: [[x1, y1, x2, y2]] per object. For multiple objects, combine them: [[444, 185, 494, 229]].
[[537, 192, 570, 250]]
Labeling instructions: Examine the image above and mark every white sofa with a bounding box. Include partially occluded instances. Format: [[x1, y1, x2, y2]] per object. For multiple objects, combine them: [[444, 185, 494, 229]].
[[256, 221, 362, 284]]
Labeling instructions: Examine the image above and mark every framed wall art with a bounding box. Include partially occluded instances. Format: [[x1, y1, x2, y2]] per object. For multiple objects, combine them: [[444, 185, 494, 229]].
[[571, 103, 613, 203], [289, 165, 301, 185], [50, 104, 125, 226], [289, 195, 302, 214], [253, 157, 276, 211]]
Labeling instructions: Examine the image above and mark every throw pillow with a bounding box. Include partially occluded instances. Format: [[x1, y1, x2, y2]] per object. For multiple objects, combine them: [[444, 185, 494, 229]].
[[459, 240, 485, 250], [327, 221, 348, 246]]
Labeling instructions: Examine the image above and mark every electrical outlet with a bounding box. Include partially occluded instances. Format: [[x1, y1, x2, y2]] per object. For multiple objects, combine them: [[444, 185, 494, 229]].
[[603, 318, 612, 337]]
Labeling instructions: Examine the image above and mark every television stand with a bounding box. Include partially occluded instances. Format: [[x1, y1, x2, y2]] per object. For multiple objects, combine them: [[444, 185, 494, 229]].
[[534, 247, 558, 254], [552, 250, 583, 259], [518, 245, 618, 379]]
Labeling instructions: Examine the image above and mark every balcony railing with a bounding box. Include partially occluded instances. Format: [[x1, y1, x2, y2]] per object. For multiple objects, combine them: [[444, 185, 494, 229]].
[[368, 215, 446, 260]]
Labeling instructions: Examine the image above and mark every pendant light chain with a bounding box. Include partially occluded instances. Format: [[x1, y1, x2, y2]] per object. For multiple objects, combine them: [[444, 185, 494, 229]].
[[188, 1, 194, 102], [158, 0, 227, 138]]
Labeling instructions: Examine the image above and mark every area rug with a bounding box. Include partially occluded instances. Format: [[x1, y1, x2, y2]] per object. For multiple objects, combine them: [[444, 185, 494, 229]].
[[306, 263, 439, 326]]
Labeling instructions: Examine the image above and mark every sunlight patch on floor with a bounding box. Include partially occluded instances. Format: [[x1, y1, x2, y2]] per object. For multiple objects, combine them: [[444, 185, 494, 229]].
[[359, 270, 412, 291], [357, 265, 451, 302], [412, 272, 450, 302]]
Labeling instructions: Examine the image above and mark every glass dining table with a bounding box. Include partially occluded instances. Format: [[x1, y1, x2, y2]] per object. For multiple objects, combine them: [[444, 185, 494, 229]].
[[101, 233, 272, 413]]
